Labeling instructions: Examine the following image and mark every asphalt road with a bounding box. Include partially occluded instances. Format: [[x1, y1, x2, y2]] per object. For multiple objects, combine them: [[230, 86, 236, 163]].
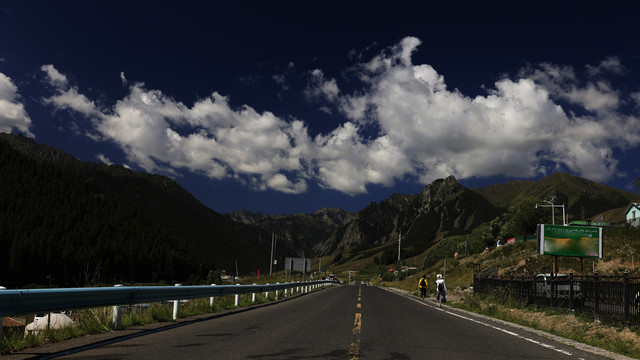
[[6, 284, 627, 359]]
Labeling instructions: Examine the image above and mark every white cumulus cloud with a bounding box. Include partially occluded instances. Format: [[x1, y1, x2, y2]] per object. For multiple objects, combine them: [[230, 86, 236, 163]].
[[39, 37, 640, 195], [42, 66, 312, 194], [0, 72, 33, 136], [320, 36, 640, 187]]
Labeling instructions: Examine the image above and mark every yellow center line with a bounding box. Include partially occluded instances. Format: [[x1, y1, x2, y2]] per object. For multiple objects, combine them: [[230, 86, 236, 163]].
[[353, 313, 362, 332], [349, 313, 362, 360], [357, 303, 361, 308]]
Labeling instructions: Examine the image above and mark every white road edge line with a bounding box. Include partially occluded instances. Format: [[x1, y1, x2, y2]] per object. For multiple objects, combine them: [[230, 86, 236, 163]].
[[394, 289, 584, 359]]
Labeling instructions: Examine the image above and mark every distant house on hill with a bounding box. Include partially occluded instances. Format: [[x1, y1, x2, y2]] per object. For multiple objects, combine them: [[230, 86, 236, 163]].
[[569, 220, 610, 227], [627, 202, 640, 227]]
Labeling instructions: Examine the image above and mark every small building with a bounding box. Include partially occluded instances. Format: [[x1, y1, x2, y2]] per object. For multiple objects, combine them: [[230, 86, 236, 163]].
[[627, 202, 640, 227]]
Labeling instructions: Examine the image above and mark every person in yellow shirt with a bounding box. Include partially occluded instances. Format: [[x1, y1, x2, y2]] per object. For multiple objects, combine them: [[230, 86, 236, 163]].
[[418, 275, 428, 300]]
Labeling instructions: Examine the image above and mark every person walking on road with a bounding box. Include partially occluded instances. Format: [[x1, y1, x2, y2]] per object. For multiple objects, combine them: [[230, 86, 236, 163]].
[[418, 275, 428, 300], [435, 274, 447, 307]]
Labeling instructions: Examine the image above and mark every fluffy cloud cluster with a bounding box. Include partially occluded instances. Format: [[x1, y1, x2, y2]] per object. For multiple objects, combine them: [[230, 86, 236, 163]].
[[0, 72, 32, 136], [41, 66, 311, 193], [310, 37, 640, 188], [38, 36, 640, 195]]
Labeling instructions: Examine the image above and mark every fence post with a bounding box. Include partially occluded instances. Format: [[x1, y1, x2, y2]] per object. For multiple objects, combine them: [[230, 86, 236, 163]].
[[112, 284, 123, 329], [173, 284, 182, 320], [533, 276, 538, 310], [569, 272, 574, 311], [0, 286, 5, 341], [210, 284, 216, 309], [624, 271, 630, 328], [235, 284, 240, 306], [252, 283, 257, 302], [594, 271, 600, 323], [550, 274, 555, 308]]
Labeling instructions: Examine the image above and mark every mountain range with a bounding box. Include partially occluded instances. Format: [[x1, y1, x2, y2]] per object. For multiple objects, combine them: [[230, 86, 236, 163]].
[[1, 132, 637, 287]]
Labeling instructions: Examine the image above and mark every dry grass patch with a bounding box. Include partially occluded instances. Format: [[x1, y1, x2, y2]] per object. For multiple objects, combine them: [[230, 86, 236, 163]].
[[453, 294, 640, 358]]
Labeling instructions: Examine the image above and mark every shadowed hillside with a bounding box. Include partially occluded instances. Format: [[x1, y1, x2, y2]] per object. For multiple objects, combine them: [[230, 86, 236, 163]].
[[0, 133, 273, 288]]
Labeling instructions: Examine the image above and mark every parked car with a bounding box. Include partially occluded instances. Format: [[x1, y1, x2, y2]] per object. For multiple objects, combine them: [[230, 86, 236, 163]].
[[535, 273, 581, 301]]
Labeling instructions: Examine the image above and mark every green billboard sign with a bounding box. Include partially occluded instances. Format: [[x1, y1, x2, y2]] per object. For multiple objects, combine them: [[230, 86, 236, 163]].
[[537, 224, 603, 258]]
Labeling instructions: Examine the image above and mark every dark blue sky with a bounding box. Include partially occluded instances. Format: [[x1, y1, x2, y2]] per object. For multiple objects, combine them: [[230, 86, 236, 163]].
[[1, 1, 639, 214]]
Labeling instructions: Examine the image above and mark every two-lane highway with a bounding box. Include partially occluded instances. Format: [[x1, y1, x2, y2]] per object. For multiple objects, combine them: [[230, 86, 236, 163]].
[[11, 285, 626, 359]]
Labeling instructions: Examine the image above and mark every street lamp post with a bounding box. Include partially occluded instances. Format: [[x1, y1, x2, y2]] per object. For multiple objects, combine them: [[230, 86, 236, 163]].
[[535, 197, 566, 225], [544, 200, 555, 225]]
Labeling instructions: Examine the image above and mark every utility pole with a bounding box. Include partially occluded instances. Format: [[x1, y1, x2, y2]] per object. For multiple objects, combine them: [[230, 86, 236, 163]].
[[444, 259, 447, 281], [397, 232, 401, 262], [290, 258, 294, 282], [235, 258, 239, 280], [269, 233, 275, 275]]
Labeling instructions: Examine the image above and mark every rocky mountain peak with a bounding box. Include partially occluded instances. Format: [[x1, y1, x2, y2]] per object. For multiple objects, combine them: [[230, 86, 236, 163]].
[[421, 175, 465, 208]]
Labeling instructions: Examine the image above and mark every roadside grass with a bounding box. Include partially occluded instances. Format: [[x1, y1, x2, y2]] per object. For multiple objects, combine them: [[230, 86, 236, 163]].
[[0, 285, 311, 355], [451, 293, 640, 359]]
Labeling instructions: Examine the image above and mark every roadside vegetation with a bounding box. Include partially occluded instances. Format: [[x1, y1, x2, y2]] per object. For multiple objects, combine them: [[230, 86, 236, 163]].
[[453, 293, 640, 359], [0, 276, 306, 355], [364, 226, 640, 359]]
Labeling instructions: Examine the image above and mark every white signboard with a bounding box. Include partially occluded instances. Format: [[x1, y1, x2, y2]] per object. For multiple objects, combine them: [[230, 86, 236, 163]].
[[285, 258, 311, 272]]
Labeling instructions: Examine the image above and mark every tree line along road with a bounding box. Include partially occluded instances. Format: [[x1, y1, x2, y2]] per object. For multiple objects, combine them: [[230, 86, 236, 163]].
[[5, 284, 630, 359]]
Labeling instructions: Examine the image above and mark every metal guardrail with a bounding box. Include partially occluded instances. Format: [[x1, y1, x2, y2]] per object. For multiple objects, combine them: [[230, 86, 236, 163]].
[[0, 280, 332, 318]]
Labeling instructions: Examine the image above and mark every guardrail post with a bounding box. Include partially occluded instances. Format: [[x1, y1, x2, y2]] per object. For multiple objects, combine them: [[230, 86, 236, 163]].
[[210, 284, 216, 309], [284, 287, 288, 297], [112, 284, 123, 329], [265, 283, 269, 298], [275, 283, 280, 300], [235, 284, 240, 306], [173, 284, 182, 320], [252, 284, 257, 302], [0, 286, 5, 341]]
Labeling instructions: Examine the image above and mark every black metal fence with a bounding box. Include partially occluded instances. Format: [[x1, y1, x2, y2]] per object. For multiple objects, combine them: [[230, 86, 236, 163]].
[[473, 270, 640, 327]]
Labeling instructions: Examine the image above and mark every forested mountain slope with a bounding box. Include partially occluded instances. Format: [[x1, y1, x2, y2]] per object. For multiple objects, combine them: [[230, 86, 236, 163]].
[[0, 133, 271, 288]]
